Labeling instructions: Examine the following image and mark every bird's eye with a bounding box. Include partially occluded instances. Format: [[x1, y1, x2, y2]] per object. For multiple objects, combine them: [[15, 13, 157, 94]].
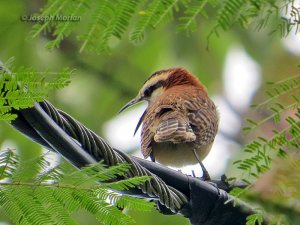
[[143, 81, 164, 98], [144, 86, 154, 97]]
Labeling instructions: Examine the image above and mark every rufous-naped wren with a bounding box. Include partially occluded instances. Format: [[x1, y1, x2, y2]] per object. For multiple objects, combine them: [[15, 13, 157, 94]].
[[119, 68, 219, 178]]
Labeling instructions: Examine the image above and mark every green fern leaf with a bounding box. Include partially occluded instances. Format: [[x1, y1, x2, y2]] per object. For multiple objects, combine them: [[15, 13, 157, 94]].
[[0, 60, 72, 122], [96, 190, 154, 211], [79, 0, 114, 52], [30, 0, 69, 38], [46, 0, 91, 50], [96, 0, 141, 53], [178, 0, 214, 34], [130, 0, 164, 44], [0, 150, 152, 225]]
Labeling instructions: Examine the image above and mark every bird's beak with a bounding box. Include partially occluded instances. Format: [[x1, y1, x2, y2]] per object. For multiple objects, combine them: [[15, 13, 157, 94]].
[[119, 98, 142, 113]]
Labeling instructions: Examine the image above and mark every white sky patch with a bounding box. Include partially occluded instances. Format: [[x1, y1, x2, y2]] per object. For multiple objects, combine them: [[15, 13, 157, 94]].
[[283, 33, 300, 56], [0, 222, 10, 225], [42, 149, 61, 167], [223, 47, 261, 112], [103, 102, 147, 151], [0, 139, 18, 151], [213, 95, 241, 136], [0, 140, 60, 168], [180, 134, 237, 178]]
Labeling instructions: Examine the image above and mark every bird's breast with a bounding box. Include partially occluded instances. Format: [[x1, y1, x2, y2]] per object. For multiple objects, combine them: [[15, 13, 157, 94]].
[[151, 141, 212, 167]]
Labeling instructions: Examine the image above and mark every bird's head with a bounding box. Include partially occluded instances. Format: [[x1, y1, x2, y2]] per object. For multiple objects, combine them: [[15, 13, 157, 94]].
[[119, 67, 206, 113]]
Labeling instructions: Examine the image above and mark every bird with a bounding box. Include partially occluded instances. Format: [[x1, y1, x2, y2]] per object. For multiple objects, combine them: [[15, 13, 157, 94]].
[[119, 67, 219, 180]]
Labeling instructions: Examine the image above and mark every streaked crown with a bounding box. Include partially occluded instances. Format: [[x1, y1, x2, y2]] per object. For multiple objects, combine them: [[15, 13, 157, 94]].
[[139, 67, 206, 102], [119, 67, 207, 112]]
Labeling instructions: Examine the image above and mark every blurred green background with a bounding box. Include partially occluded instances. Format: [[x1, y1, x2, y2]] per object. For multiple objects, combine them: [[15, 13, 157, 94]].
[[0, 0, 299, 224]]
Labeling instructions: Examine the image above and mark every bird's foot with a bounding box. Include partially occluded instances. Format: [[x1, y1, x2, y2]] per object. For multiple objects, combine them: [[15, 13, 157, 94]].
[[221, 174, 228, 183], [191, 149, 211, 180], [199, 161, 211, 181], [191, 170, 196, 177]]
